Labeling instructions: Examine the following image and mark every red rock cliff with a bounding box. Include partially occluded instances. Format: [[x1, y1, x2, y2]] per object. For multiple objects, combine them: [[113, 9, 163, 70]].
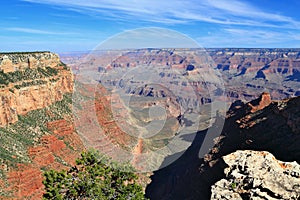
[[0, 52, 73, 126]]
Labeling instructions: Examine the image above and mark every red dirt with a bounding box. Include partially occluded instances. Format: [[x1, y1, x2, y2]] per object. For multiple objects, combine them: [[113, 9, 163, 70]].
[[7, 164, 44, 199], [94, 85, 136, 147], [3, 119, 85, 199], [47, 119, 74, 136], [28, 146, 55, 167]]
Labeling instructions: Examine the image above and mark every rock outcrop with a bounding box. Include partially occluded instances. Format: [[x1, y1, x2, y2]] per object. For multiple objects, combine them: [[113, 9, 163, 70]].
[[0, 52, 73, 126], [211, 150, 300, 200], [0, 51, 60, 73], [0, 52, 84, 199], [247, 92, 272, 113]]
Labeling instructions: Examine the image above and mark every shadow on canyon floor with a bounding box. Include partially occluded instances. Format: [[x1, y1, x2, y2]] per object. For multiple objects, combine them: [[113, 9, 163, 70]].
[[145, 129, 226, 200], [145, 95, 300, 200]]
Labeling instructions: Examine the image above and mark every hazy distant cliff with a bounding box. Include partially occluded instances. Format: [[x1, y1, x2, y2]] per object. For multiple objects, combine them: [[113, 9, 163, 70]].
[[61, 48, 300, 103], [0, 52, 73, 126]]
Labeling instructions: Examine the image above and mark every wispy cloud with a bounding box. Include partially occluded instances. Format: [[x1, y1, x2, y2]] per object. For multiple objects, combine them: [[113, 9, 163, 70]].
[[5, 27, 75, 35], [198, 28, 300, 48], [224, 28, 300, 42], [22, 0, 300, 28]]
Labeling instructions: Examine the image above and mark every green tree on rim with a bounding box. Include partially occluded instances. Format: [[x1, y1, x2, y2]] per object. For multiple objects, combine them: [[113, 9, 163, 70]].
[[42, 149, 147, 200]]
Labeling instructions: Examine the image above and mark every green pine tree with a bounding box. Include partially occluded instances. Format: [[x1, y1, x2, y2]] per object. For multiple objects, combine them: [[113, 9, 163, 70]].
[[42, 149, 147, 200]]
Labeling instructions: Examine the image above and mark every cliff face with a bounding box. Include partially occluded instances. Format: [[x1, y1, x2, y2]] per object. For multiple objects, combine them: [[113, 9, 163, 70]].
[[0, 52, 73, 126], [0, 52, 60, 73], [0, 52, 85, 199], [208, 48, 300, 100], [3, 117, 85, 199]]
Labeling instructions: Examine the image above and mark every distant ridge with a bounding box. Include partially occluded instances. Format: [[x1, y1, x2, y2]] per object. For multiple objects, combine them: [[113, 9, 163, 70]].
[[0, 51, 51, 54]]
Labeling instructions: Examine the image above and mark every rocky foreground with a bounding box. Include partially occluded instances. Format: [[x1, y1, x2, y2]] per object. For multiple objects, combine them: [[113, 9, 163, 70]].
[[211, 150, 300, 200]]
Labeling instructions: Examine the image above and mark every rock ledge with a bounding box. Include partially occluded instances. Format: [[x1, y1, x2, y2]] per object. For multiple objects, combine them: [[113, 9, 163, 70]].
[[211, 150, 300, 200]]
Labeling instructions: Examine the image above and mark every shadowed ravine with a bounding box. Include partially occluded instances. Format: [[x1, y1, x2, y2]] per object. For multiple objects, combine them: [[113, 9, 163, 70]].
[[145, 128, 227, 200], [145, 94, 300, 200]]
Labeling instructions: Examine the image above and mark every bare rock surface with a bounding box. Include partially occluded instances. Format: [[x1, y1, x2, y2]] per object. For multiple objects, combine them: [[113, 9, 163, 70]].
[[247, 92, 272, 113], [211, 150, 300, 200]]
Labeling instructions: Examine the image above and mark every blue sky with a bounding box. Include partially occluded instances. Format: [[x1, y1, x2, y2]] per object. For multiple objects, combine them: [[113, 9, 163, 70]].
[[1, 0, 300, 52]]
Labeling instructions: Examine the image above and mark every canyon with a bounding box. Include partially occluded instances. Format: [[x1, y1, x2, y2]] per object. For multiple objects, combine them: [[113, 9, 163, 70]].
[[0, 48, 299, 199], [67, 48, 300, 171], [61, 48, 300, 102], [145, 93, 300, 199]]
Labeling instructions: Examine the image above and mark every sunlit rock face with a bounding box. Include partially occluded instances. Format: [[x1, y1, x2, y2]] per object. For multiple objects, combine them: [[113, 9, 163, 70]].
[[0, 52, 73, 126], [0, 52, 85, 199], [208, 48, 300, 101], [211, 150, 300, 200], [0, 52, 60, 73], [62, 48, 300, 102]]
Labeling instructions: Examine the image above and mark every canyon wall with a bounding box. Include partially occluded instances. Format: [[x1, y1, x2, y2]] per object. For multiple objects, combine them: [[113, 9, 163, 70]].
[[146, 93, 300, 199], [0, 52, 85, 199], [0, 52, 73, 126], [0, 52, 60, 73], [61, 48, 300, 106]]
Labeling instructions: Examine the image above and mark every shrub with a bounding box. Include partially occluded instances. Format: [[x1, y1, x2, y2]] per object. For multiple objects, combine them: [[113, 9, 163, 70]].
[[43, 150, 147, 200]]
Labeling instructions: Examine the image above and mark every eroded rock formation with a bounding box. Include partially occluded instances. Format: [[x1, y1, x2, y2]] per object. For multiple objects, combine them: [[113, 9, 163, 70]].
[[0, 52, 85, 199], [0, 52, 60, 73], [62, 48, 300, 101], [247, 92, 272, 113], [4, 119, 85, 199], [0, 52, 73, 126], [211, 150, 300, 200]]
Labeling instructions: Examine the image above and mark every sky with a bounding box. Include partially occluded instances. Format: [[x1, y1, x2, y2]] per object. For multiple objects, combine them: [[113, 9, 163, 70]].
[[1, 0, 300, 52]]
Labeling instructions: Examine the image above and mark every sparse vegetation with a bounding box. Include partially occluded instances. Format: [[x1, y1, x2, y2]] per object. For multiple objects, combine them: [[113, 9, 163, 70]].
[[0, 67, 60, 87], [0, 93, 73, 165], [230, 182, 237, 189], [14, 80, 47, 89], [60, 61, 69, 70]]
